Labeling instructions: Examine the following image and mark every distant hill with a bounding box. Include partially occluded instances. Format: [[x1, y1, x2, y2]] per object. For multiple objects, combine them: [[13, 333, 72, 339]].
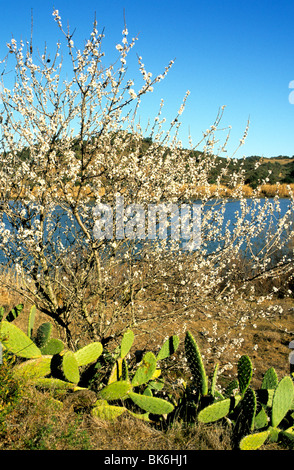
[[8, 136, 294, 189], [186, 151, 294, 188], [229, 155, 294, 188]]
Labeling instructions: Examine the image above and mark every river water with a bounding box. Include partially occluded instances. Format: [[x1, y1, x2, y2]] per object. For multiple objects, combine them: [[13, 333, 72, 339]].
[[0, 197, 293, 266]]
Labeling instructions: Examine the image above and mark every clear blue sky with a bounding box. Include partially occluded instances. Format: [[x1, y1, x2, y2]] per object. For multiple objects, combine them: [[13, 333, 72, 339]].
[[1, 0, 294, 158]]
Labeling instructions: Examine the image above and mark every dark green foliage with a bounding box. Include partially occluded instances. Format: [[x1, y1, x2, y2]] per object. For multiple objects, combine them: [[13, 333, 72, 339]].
[[5, 304, 24, 323]]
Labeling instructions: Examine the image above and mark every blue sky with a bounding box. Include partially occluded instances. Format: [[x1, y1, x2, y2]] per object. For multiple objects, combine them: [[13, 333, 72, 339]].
[[1, 0, 294, 158]]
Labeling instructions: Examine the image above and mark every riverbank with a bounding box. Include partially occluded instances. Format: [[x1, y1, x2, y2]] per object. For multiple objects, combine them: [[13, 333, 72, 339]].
[[183, 183, 294, 199]]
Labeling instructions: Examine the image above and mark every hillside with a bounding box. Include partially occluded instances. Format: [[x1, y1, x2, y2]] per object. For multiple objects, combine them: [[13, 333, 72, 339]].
[[6, 137, 294, 190]]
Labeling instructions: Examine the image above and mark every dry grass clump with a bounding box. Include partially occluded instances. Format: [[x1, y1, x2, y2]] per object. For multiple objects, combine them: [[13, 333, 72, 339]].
[[259, 183, 294, 198]]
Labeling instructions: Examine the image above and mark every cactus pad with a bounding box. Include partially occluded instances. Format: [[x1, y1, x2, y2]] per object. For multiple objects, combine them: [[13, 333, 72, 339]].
[[74, 341, 103, 367], [237, 355, 253, 395], [129, 391, 174, 415], [239, 430, 270, 450], [91, 403, 127, 421], [40, 338, 64, 355], [62, 350, 80, 384], [271, 376, 294, 428], [35, 322, 53, 348], [0, 320, 41, 358], [261, 367, 278, 390], [198, 398, 232, 423], [120, 330, 134, 359], [13, 355, 52, 380], [184, 331, 208, 396], [99, 380, 132, 401], [27, 305, 36, 338], [132, 351, 157, 387], [156, 335, 179, 361]]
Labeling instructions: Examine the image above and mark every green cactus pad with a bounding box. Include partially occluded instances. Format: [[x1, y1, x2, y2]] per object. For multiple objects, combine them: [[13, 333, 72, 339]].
[[91, 403, 127, 421], [40, 338, 64, 355], [271, 376, 294, 428], [74, 341, 103, 367], [27, 305, 36, 338], [0, 320, 41, 358], [62, 350, 80, 384], [224, 379, 239, 398], [147, 379, 165, 391], [127, 410, 150, 421], [13, 355, 52, 380], [129, 392, 174, 415], [239, 430, 270, 450], [156, 335, 180, 361], [143, 386, 153, 396], [132, 351, 157, 387], [99, 381, 132, 401], [234, 387, 257, 439], [198, 398, 232, 423], [33, 377, 84, 391], [35, 322, 53, 348], [5, 304, 24, 322], [0, 306, 4, 321], [120, 330, 134, 359], [184, 331, 208, 396], [261, 367, 278, 390], [254, 406, 269, 430], [237, 355, 253, 395]]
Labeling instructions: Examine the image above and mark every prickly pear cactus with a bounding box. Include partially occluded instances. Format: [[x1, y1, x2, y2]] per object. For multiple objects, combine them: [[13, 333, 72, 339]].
[[50, 350, 80, 384], [237, 355, 253, 395], [239, 430, 270, 450], [91, 402, 127, 421], [27, 305, 36, 338], [99, 380, 132, 401], [35, 322, 53, 348], [261, 367, 278, 390], [233, 387, 257, 445], [156, 335, 179, 361], [120, 330, 134, 359], [13, 356, 52, 380], [184, 331, 208, 397], [0, 321, 41, 358], [40, 338, 64, 355], [271, 376, 294, 428], [62, 351, 80, 384], [132, 351, 157, 387], [197, 397, 232, 423], [74, 342, 103, 367], [128, 391, 174, 415], [33, 377, 84, 391], [209, 363, 219, 397]]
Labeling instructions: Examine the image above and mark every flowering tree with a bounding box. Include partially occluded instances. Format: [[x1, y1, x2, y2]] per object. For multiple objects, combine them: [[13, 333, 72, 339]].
[[0, 11, 293, 361]]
